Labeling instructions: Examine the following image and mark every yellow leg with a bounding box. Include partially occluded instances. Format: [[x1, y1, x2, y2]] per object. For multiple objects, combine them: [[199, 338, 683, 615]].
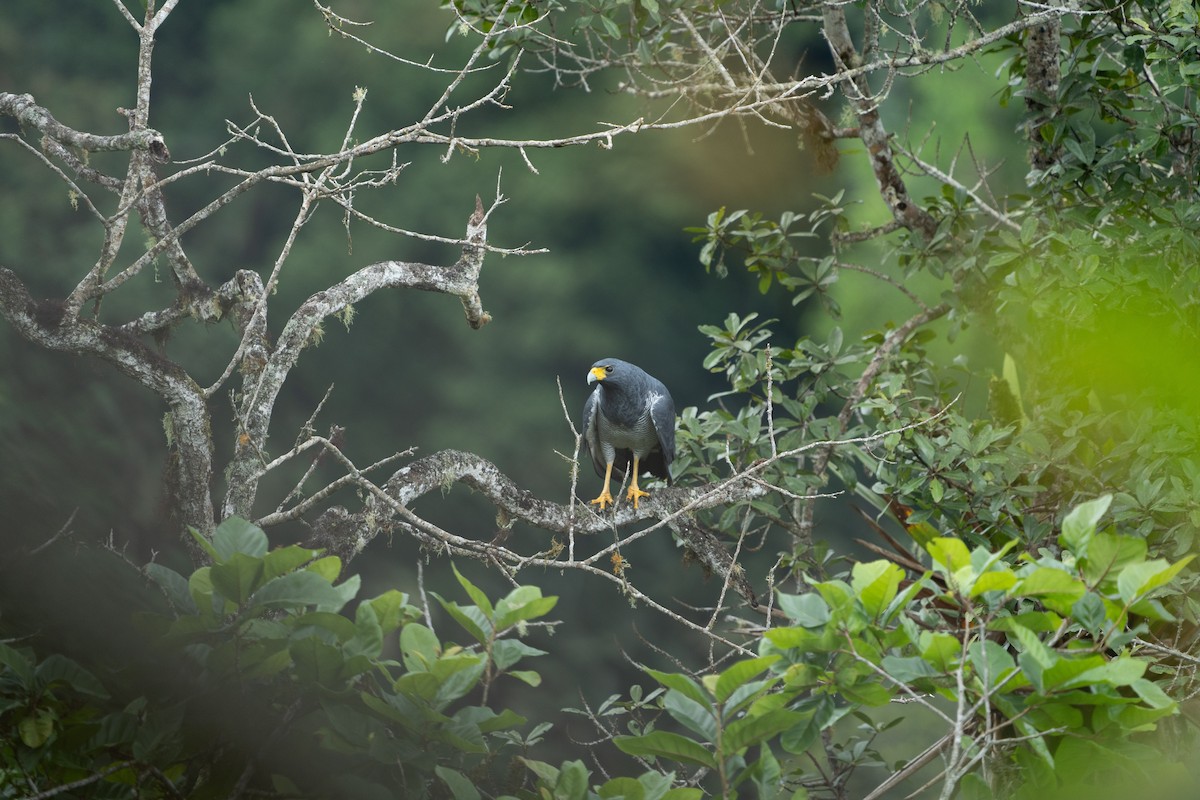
[[625, 455, 650, 509], [590, 462, 615, 510]]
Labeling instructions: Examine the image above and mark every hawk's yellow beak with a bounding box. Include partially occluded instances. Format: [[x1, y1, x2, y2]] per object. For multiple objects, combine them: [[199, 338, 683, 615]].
[[588, 366, 607, 384]]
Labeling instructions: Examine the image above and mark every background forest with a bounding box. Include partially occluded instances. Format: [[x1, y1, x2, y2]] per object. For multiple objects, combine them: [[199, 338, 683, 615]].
[[2, 1, 1199, 799]]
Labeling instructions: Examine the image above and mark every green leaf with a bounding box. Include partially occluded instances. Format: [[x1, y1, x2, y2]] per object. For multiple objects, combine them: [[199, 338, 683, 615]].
[[492, 638, 547, 671], [435, 766, 481, 800], [452, 563, 494, 619], [1130, 677, 1175, 710], [247, 571, 353, 613], [262, 544, 321, 580], [188, 566, 220, 617], [35, 655, 109, 698], [645, 669, 710, 706], [722, 709, 804, 754], [780, 697, 849, 754], [0, 642, 35, 689], [1041, 653, 1109, 690], [293, 610, 356, 641], [556, 760, 590, 800], [1070, 591, 1108, 630], [1014, 567, 1085, 603], [926, 537, 971, 572], [144, 562, 197, 613], [614, 731, 717, 769], [920, 632, 962, 672], [466, 706, 526, 733], [1061, 655, 1145, 689], [212, 516, 268, 560], [507, 669, 542, 687], [839, 679, 893, 706], [1117, 556, 1193, 604], [663, 688, 716, 741], [1060, 494, 1112, 555], [521, 758, 562, 786], [495, 585, 558, 629], [880, 655, 939, 683], [1082, 533, 1146, 585], [289, 637, 344, 684], [19, 709, 54, 748], [367, 589, 413, 634], [1010, 624, 1056, 668], [714, 656, 779, 703], [970, 568, 1017, 597], [305, 555, 342, 582], [433, 655, 486, 707], [399, 623, 441, 672], [851, 561, 903, 617], [776, 592, 830, 626], [1011, 624, 1058, 693], [968, 640, 1021, 690], [187, 526, 218, 561], [433, 595, 490, 645], [210, 552, 265, 605], [1001, 353, 1027, 423], [599, 777, 646, 800], [348, 601, 383, 658]]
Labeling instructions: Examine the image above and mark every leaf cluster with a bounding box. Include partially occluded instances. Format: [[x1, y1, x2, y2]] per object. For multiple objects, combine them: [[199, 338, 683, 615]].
[[611, 497, 1194, 798]]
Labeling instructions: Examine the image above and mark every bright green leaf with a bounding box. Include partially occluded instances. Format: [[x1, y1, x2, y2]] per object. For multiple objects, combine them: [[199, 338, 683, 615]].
[[1117, 556, 1193, 604], [851, 561, 904, 617], [262, 544, 321, 580], [970, 569, 1017, 596], [507, 669, 542, 687], [614, 731, 717, 769], [645, 669, 710, 706], [452, 563, 494, 619], [722, 709, 804, 754], [399, 623, 440, 672], [927, 537, 971, 572], [1060, 494, 1112, 555], [714, 656, 779, 703], [305, 555, 342, 583]]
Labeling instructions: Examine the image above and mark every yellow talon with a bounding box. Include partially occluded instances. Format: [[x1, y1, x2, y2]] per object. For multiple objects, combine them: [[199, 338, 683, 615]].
[[590, 489, 614, 510], [590, 462, 616, 510], [626, 455, 650, 509]]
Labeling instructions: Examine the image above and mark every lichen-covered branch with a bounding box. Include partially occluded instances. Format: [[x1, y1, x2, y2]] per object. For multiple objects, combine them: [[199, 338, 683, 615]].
[[0, 267, 214, 546], [222, 198, 493, 521], [820, 6, 938, 239], [0, 92, 169, 163], [1023, 4, 1063, 175]]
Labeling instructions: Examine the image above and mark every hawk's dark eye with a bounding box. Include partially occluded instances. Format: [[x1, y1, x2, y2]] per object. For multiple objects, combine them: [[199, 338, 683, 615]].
[[604, 365, 614, 374]]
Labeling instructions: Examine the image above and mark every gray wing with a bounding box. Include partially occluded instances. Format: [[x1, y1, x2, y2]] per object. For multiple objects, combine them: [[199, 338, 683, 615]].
[[581, 389, 607, 477], [649, 389, 676, 474]]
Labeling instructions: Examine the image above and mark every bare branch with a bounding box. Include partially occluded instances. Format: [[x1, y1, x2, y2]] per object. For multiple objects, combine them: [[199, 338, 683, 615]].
[[0, 267, 215, 545], [0, 93, 169, 162]]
